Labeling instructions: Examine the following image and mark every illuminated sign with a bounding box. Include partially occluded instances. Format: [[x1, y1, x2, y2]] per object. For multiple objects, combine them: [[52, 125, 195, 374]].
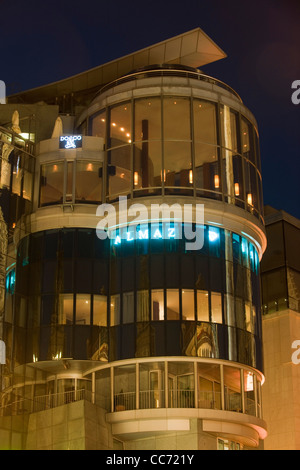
[[113, 226, 177, 246], [59, 135, 82, 149]]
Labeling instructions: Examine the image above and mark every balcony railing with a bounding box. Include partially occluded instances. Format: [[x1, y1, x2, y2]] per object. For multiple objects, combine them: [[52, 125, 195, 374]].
[[0, 387, 257, 418], [0, 389, 91, 416]]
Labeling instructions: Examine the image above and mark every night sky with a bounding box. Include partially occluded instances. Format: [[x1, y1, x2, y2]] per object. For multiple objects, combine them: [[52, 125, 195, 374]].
[[1, 0, 299, 219]]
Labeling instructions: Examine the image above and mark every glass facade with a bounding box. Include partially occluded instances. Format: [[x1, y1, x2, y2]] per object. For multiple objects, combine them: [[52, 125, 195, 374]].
[[83, 95, 263, 222], [261, 217, 300, 315], [4, 224, 262, 370]]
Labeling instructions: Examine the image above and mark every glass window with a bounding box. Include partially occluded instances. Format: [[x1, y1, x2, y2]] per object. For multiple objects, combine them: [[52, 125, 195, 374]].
[[137, 290, 149, 322], [93, 295, 107, 326], [108, 146, 131, 198], [211, 292, 222, 323], [244, 370, 255, 415], [166, 289, 180, 320], [90, 110, 106, 138], [151, 289, 164, 320], [163, 97, 190, 140], [114, 364, 136, 411], [76, 294, 91, 325], [208, 227, 220, 257], [244, 162, 258, 212], [241, 117, 255, 164], [223, 152, 244, 206], [40, 162, 64, 206], [164, 142, 192, 189], [134, 141, 162, 190], [242, 238, 250, 268], [182, 289, 195, 320], [22, 170, 33, 201], [235, 297, 245, 329], [66, 161, 73, 202], [58, 294, 74, 324], [110, 294, 120, 326], [123, 292, 134, 324], [224, 366, 242, 413], [75, 161, 102, 203], [197, 291, 209, 322], [109, 103, 131, 148], [135, 97, 161, 141], [12, 155, 22, 195], [193, 99, 217, 145], [232, 233, 241, 263], [139, 362, 165, 409], [232, 154, 244, 203], [194, 143, 220, 195], [245, 301, 252, 332]]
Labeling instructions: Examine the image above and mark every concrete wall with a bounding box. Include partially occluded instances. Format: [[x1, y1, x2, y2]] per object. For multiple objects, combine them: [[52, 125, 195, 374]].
[[25, 400, 113, 450], [262, 309, 300, 449]]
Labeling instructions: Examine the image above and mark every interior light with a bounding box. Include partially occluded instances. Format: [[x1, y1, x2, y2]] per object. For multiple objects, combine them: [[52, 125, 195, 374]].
[[214, 174, 220, 189], [112, 122, 116, 127], [126, 133, 130, 137], [189, 170, 193, 184], [209, 230, 219, 242], [134, 171, 139, 186], [53, 164, 58, 172], [86, 163, 93, 171], [101, 118, 105, 122], [120, 127, 125, 132], [234, 183, 240, 196], [247, 193, 253, 205]]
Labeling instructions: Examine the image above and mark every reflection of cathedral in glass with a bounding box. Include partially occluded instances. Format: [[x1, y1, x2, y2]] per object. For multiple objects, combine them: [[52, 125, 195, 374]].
[[0, 29, 267, 450]]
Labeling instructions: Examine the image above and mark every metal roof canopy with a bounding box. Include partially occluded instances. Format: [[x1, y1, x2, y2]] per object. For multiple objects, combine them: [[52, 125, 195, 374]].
[[8, 28, 227, 104]]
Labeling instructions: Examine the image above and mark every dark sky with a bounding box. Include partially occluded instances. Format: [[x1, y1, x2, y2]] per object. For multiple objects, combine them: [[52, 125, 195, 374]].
[[1, 0, 299, 219]]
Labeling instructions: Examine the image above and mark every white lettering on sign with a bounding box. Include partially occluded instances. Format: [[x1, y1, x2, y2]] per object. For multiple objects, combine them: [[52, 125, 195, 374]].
[[59, 135, 82, 149]]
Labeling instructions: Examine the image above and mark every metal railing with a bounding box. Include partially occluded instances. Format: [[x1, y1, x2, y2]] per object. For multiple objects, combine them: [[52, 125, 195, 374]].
[[0, 389, 91, 417], [0, 388, 257, 417], [98, 67, 242, 102]]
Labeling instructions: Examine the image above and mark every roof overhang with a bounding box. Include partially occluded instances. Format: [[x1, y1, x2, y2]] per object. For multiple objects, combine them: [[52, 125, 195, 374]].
[[7, 28, 226, 105]]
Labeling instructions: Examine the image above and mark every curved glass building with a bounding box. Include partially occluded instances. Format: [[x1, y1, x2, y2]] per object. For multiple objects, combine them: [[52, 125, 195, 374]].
[[0, 28, 267, 450]]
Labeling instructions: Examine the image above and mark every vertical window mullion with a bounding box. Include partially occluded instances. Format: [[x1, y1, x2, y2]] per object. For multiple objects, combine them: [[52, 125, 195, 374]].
[[190, 96, 196, 198], [161, 95, 165, 195]]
